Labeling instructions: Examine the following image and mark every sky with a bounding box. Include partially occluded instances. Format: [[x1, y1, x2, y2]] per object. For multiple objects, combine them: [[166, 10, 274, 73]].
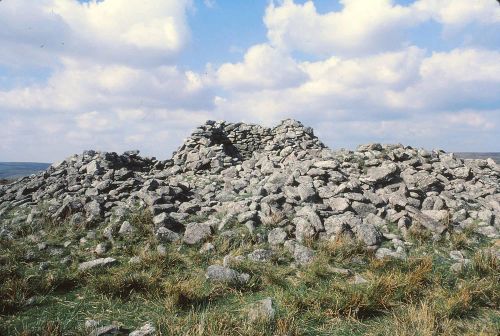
[[0, 0, 499, 162]]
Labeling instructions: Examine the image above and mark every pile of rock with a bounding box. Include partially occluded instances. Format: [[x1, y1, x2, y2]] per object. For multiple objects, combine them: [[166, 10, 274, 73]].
[[171, 119, 324, 173], [0, 119, 499, 265]]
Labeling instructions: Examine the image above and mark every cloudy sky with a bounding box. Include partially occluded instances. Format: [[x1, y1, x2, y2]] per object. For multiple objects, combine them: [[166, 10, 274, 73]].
[[0, 0, 499, 162]]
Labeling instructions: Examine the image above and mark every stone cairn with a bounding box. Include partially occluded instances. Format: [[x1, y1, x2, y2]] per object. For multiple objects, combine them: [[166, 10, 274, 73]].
[[0, 119, 499, 266]]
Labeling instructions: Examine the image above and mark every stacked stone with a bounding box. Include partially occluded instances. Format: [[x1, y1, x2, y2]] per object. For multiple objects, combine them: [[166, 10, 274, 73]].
[[0, 119, 499, 266], [171, 119, 325, 174], [0, 150, 189, 233]]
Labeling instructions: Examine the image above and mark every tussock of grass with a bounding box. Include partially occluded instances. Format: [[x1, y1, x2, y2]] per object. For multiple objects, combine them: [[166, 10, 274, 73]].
[[450, 232, 469, 250], [319, 235, 369, 262], [127, 208, 155, 237], [407, 224, 434, 245], [88, 269, 160, 300], [470, 250, 498, 277], [1, 214, 499, 335], [17, 320, 64, 336], [163, 274, 234, 310]]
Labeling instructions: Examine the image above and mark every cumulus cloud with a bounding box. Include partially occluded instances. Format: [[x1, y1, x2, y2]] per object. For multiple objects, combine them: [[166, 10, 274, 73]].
[[52, 0, 190, 52], [264, 0, 500, 56], [214, 44, 500, 151], [0, 0, 192, 68], [388, 48, 500, 110], [76, 111, 113, 131], [0, 60, 214, 112], [264, 0, 419, 56], [414, 0, 500, 27], [0, 0, 499, 161], [445, 111, 496, 130], [217, 44, 308, 90]]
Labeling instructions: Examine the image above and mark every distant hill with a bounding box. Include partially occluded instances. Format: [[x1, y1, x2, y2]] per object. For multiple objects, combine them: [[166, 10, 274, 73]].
[[454, 152, 499, 162], [0, 162, 51, 180]]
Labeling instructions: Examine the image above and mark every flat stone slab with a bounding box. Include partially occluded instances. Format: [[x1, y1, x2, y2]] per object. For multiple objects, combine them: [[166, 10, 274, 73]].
[[78, 257, 117, 271]]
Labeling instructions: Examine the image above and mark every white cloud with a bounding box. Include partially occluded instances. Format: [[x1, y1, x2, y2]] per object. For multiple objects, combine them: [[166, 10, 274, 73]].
[[264, 0, 500, 57], [388, 48, 500, 110], [264, 0, 419, 56], [52, 0, 191, 52], [414, 0, 500, 27], [0, 60, 214, 112], [217, 44, 308, 90], [0, 0, 193, 68], [76, 111, 113, 131], [0, 0, 499, 161], [445, 111, 496, 130], [214, 45, 500, 151], [116, 109, 146, 121]]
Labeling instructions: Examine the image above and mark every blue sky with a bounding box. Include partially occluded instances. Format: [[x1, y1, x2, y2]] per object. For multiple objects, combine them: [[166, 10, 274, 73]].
[[0, 0, 499, 162]]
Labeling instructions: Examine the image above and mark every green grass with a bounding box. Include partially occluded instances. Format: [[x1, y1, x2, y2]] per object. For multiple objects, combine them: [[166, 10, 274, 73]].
[[0, 212, 499, 335]]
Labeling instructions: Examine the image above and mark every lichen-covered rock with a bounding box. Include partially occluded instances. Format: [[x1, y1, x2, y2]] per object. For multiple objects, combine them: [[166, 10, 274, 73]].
[[268, 228, 287, 245], [129, 322, 156, 336], [248, 297, 275, 323], [205, 265, 250, 285], [78, 257, 117, 271], [156, 227, 180, 242], [183, 223, 212, 245]]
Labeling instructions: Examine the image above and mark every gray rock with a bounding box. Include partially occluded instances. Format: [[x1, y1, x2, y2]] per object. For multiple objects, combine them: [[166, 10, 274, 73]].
[[178, 201, 201, 214], [375, 247, 406, 260], [362, 163, 399, 185], [238, 210, 258, 223], [248, 297, 275, 323], [297, 184, 317, 202], [325, 197, 350, 214], [453, 166, 471, 179], [153, 213, 175, 228], [78, 257, 117, 271], [129, 322, 156, 336], [268, 227, 287, 245], [183, 223, 212, 245], [474, 225, 498, 238], [294, 217, 316, 242], [94, 243, 108, 256], [205, 265, 250, 285], [406, 206, 447, 234], [156, 227, 180, 242], [351, 201, 377, 218], [421, 210, 449, 224], [293, 243, 314, 265], [324, 214, 352, 237], [89, 324, 122, 336], [296, 206, 323, 231], [313, 160, 339, 170], [118, 221, 134, 235], [84, 200, 102, 219], [247, 249, 274, 262], [352, 222, 382, 246], [86, 161, 102, 175]]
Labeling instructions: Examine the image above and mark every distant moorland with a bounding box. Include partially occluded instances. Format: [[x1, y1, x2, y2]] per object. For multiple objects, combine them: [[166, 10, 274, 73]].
[[0, 162, 50, 180]]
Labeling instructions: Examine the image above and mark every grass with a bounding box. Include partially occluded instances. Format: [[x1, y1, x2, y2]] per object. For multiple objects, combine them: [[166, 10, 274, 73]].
[[0, 212, 499, 335]]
